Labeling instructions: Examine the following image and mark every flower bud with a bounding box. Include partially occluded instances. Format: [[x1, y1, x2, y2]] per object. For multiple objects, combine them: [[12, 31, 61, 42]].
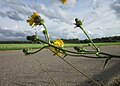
[[42, 30, 47, 35], [26, 35, 38, 43], [74, 18, 83, 28]]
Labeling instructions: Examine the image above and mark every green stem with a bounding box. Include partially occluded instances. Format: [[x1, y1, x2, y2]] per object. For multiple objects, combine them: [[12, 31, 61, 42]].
[[34, 56, 58, 86], [42, 23, 51, 44], [36, 39, 120, 58], [79, 26, 99, 52], [25, 46, 49, 55], [37, 39, 97, 54], [100, 52, 120, 58], [58, 56, 102, 86]]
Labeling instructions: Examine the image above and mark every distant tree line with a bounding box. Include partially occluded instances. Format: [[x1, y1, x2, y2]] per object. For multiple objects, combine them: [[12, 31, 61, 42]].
[[61, 38, 80, 43], [62, 36, 120, 43], [0, 36, 120, 44]]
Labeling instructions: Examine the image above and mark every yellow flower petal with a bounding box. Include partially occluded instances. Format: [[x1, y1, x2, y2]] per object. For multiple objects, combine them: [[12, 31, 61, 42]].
[[27, 12, 42, 28], [51, 39, 64, 56], [60, 0, 67, 4], [31, 23, 35, 28]]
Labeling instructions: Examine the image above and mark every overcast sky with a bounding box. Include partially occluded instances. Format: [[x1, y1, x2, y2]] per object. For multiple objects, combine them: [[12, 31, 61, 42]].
[[0, 0, 120, 41]]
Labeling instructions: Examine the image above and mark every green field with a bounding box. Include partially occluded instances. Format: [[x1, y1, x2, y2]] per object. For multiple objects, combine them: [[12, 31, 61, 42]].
[[0, 44, 43, 51], [0, 42, 120, 51], [65, 42, 120, 47]]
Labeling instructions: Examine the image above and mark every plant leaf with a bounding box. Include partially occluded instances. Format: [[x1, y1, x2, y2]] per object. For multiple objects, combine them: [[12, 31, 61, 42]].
[[103, 57, 111, 69]]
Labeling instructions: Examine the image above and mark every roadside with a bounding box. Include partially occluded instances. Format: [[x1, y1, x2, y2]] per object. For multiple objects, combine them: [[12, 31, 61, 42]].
[[0, 46, 120, 86]]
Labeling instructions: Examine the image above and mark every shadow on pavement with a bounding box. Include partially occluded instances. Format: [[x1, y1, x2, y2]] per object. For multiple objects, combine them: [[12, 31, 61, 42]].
[[76, 62, 120, 86]]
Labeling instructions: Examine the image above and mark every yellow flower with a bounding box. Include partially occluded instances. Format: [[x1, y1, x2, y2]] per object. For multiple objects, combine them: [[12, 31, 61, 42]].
[[27, 12, 43, 28], [60, 0, 67, 4], [51, 39, 64, 56]]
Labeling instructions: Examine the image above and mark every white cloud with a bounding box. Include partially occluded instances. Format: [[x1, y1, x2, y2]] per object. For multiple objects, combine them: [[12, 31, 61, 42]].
[[66, 0, 77, 7], [82, 0, 120, 39], [111, 0, 120, 18], [29, 1, 74, 24], [92, 0, 99, 9], [0, 0, 119, 41]]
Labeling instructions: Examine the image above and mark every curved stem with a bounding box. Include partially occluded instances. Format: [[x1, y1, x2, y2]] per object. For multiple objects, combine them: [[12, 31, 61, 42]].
[[25, 46, 49, 55], [42, 23, 51, 44], [37, 39, 97, 54], [66, 54, 108, 58], [37, 39, 120, 58]]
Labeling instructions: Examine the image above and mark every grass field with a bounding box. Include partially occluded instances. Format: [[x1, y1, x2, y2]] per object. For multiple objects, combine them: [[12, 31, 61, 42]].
[[0, 44, 43, 50], [0, 42, 120, 51], [65, 42, 120, 47]]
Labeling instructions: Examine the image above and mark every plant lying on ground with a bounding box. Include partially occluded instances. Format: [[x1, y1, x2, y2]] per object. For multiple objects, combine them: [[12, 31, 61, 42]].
[[23, 0, 120, 86]]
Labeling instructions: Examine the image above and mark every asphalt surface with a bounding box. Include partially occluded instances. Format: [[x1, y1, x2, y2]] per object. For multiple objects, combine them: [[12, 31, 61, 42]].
[[0, 46, 120, 86]]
